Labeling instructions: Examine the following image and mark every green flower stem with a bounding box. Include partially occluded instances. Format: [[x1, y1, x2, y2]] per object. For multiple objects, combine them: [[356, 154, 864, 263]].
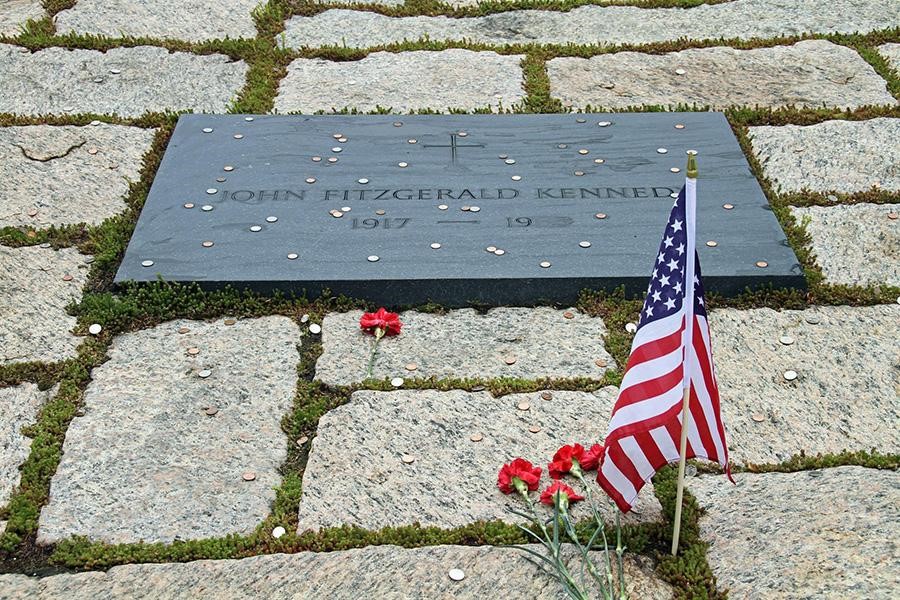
[[365, 327, 385, 379], [574, 472, 620, 596]]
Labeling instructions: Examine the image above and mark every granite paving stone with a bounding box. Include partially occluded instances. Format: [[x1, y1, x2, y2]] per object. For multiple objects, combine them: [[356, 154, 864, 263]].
[[1, 384, 55, 510], [709, 305, 899, 465], [315, 308, 615, 386], [0, 124, 156, 228], [749, 118, 900, 194], [547, 40, 895, 110], [36, 316, 300, 545], [55, 0, 263, 42], [0, 246, 90, 365], [297, 388, 661, 532], [0, 44, 248, 117], [282, 1, 900, 49], [273, 50, 524, 114], [0, 0, 44, 37], [877, 42, 900, 71], [691, 467, 899, 599], [0, 545, 673, 599], [790, 204, 899, 287]]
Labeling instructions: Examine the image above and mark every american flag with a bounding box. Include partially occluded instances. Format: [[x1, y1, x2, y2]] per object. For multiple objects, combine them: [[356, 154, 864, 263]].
[[597, 178, 732, 513]]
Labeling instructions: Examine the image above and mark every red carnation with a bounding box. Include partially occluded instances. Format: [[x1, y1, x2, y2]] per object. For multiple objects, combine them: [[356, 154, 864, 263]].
[[498, 458, 542, 495], [548, 444, 586, 479], [360, 308, 402, 337], [579, 444, 603, 472], [540, 481, 585, 507]]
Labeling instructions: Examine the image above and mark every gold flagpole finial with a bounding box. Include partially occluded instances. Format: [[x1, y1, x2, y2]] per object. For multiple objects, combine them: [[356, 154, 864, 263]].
[[686, 151, 698, 178]]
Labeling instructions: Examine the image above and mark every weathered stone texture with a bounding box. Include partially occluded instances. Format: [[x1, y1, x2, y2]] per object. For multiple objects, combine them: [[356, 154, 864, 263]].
[[0, 545, 673, 599], [710, 305, 899, 465], [0, 246, 90, 365], [790, 204, 899, 287], [0, 0, 43, 36], [273, 50, 524, 114], [692, 467, 899, 599], [0, 124, 156, 228], [315, 308, 614, 386], [877, 42, 900, 71], [297, 388, 661, 532], [0, 383, 54, 508], [547, 41, 895, 110], [749, 118, 900, 193], [55, 0, 263, 42], [37, 317, 300, 545], [0, 44, 248, 117], [284, 1, 900, 49]]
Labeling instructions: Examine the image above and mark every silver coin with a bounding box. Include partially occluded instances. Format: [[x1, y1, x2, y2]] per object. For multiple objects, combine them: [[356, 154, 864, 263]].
[[88, 323, 102, 335], [430, 243, 441, 249], [309, 323, 322, 334], [266, 216, 278, 223], [579, 241, 591, 248], [448, 569, 465, 582], [657, 148, 668, 154], [198, 369, 212, 379], [250, 225, 262, 232], [141, 260, 154, 267], [783, 370, 798, 381], [779, 335, 794, 345], [287, 253, 298, 260], [367, 255, 379, 262]]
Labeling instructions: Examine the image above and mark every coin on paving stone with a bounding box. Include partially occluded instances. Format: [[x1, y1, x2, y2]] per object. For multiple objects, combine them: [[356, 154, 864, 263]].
[[272, 526, 286, 539], [27, 208, 38, 217], [782, 370, 798, 381], [187, 347, 200, 355], [471, 385, 486, 392], [470, 433, 483, 442], [595, 213, 607, 219], [887, 212, 898, 220], [242, 471, 256, 481], [88, 323, 102, 335], [401, 454, 415, 464], [528, 425, 542, 434], [178, 327, 190, 334], [405, 363, 418, 371], [779, 335, 794, 345], [205, 407, 218, 416], [62, 274, 73, 281], [751, 413, 765, 422], [391, 377, 404, 388], [198, 369, 212, 379], [504, 356, 517, 365], [595, 359, 608, 368], [541, 391, 552, 401], [625, 322, 637, 333], [517, 401, 530, 411], [448, 569, 465, 582], [309, 323, 322, 334], [494, 249, 505, 256], [486, 246, 497, 253], [224, 318, 236, 326], [805, 314, 821, 324], [297, 436, 309, 445], [563, 311, 574, 319]]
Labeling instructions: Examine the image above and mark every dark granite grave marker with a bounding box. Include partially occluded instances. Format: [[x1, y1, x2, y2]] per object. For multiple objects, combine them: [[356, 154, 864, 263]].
[[117, 114, 804, 306]]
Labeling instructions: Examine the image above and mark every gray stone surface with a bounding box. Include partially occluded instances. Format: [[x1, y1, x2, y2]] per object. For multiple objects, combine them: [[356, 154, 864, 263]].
[[790, 204, 899, 287], [547, 40, 895, 110], [0, 383, 54, 509], [55, 0, 263, 42], [692, 467, 899, 599], [283, 1, 900, 49], [749, 118, 900, 194], [0, 0, 43, 36], [37, 317, 300, 545], [315, 308, 615, 386], [0, 545, 672, 599], [709, 305, 899, 465], [0, 246, 90, 365], [297, 388, 661, 532], [877, 42, 900, 71], [273, 50, 524, 114], [0, 44, 248, 117], [0, 124, 156, 228]]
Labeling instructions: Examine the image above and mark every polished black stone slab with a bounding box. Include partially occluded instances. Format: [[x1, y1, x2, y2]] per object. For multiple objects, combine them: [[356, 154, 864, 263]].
[[117, 113, 804, 306]]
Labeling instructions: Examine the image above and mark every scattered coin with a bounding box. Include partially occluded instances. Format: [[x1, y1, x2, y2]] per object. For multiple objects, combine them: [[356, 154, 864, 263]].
[[540, 391, 553, 401], [470, 433, 483, 442], [504, 356, 517, 365], [755, 261, 768, 268], [563, 311, 575, 319], [297, 435, 309, 445], [595, 213, 607, 219], [187, 347, 200, 355], [625, 322, 637, 333], [540, 261, 551, 268], [62, 274, 73, 282], [242, 471, 256, 481], [391, 377, 404, 388], [205, 407, 218, 416], [88, 323, 102, 335], [595, 358, 608, 368], [471, 385, 486, 392], [27, 208, 38, 217], [706, 240, 718, 247], [887, 212, 898, 220], [783, 370, 798, 381], [300, 314, 310, 323], [368, 255, 379, 262], [309, 323, 322, 334], [579, 241, 591, 248], [751, 413, 765, 422], [528, 425, 542, 434], [779, 335, 794, 345], [448, 569, 465, 582], [401, 454, 415, 464], [723, 203, 734, 210], [430, 242, 441, 249], [178, 327, 190, 334], [675, 68, 686, 75], [405, 363, 418, 371], [494, 249, 506, 256], [376, 209, 386, 215], [517, 401, 530, 411], [272, 526, 286, 539], [198, 369, 212, 379], [486, 246, 497, 253]]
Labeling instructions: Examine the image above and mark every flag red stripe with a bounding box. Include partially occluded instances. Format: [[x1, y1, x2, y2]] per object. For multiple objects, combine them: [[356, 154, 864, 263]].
[[622, 327, 684, 375], [606, 443, 644, 490], [615, 363, 684, 410]]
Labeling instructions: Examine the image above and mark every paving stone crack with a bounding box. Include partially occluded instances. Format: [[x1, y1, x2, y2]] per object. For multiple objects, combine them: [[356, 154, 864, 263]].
[[14, 140, 86, 162]]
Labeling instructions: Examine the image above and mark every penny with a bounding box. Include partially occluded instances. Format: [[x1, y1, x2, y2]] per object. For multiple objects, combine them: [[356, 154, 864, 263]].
[[297, 435, 309, 445], [540, 391, 552, 401], [887, 212, 898, 220], [595, 358, 608, 368], [563, 311, 574, 319], [405, 363, 418, 371], [755, 261, 768, 268], [470, 433, 483, 442], [517, 401, 530, 411], [751, 413, 765, 422], [205, 407, 218, 416], [178, 327, 190, 334], [62, 274, 73, 282], [187, 347, 200, 355], [504, 356, 517, 365], [528, 425, 542, 434], [242, 471, 256, 481]]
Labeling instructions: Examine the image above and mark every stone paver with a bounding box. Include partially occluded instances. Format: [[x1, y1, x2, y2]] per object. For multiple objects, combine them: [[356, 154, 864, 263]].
[[55, 0, 263, 42], [284, 1, 900, 49], [0, 44, 248, 117], [0, 545, 672, 599], [547, 40, 895, 110], [0, 124, 156, 228], [877, 42, 900, 71], [710, 305, 899, 465], [315, 308, 614, 386], [692, 467, 899, 599], [790, 204, 899, 287], [0, 0, 43, 37], [749, 118, 900, 194], [0, 246, 90, 365], [273, 50, 524, 114], [1, 383, 54, 509], [36, 317, 300, 545], [297, 388, 661, 532]]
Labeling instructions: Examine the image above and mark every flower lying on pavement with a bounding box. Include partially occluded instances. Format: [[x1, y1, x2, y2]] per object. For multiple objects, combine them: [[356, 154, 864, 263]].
[[360, 307, 403, 337], [498, 458, 542, 495], [540, 481, 585, 509]]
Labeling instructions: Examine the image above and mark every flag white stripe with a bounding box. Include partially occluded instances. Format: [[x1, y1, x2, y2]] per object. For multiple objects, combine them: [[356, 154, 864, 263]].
[[601, 454, 637, 502], [679, 376, 706, 458], [607, 384, 683, 436], [617, 345, 684, 395], [650, 426, 680, 462], [690, 347, 727, 463], [629, 309, 684, 351], [619, 436, 656, 481]]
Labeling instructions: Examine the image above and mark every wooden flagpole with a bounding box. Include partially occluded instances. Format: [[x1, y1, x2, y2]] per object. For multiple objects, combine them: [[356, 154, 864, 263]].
[[671, 152, 698, 556]]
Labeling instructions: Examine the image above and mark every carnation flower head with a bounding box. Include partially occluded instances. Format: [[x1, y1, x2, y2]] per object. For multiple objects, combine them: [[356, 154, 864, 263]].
[[359, 308, 402, 337], [579, 444, 603, 472], [498, 458, 542, 495], [548, 444, 586, 479], [540, 481, 585, 509]]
